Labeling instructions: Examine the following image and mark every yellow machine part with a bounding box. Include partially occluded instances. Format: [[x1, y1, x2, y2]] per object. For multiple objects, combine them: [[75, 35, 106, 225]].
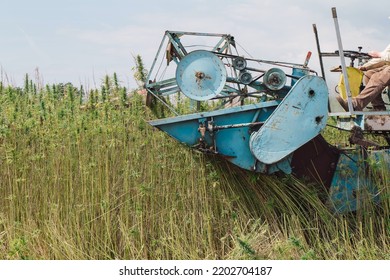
[[338, 67, 363, 100]]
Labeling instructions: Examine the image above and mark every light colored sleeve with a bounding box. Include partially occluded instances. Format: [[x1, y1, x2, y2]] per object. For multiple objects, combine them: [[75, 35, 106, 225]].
[[380, 43, 390, 61], [362, 43, 390, 70], [362, 58, 386, 70]]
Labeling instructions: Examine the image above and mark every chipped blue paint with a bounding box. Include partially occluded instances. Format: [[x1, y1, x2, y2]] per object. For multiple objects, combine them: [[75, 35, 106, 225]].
[[249, 75, 328, 165], [329, 149, 380, 214], [149, 101, 282, 172]]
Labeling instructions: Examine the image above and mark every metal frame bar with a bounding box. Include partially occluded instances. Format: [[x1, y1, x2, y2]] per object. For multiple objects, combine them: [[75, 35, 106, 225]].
[[145, 33, 168, 86], [332, 7, 354, 114], [313, 24, 326, 79], [146, 31, 233, 88], [149, 100, 279, 126]]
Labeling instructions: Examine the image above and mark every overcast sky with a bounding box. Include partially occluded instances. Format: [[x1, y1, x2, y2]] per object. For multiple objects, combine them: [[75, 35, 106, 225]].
[[1, 0, 389, 90]]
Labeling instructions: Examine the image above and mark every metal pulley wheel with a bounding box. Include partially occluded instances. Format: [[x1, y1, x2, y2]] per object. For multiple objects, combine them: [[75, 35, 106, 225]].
[[239, 71, 252, 85], [263, 68, 287, 91], [176, 50, 227, 101], [232, 56, 247, 70]]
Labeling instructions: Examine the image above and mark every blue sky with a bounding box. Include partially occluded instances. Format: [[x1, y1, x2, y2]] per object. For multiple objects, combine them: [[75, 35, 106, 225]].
[[1, 0, 389, 90]]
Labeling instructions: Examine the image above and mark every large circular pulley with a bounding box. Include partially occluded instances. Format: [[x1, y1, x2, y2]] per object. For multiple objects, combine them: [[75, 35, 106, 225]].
[[176, 50, 227, 101]]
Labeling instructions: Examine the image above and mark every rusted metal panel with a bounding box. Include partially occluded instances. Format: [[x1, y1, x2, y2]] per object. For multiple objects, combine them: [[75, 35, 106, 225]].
[[291, 135, 340, 190], [364, 115, 390, 131]]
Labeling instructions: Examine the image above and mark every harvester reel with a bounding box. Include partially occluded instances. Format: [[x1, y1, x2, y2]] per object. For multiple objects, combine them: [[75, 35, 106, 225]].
[[176, 50, 227, 101]]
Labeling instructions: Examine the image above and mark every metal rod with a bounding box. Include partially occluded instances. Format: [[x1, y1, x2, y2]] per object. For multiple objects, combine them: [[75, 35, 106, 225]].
[[212, 36, 228, 52], [319, 52, 342, 57], [251, 109, 261, 123], [145, 33, 168, 85], [312, 24, 331, 113], [159, 87, 180, 96], [312, 24, 326, 80], [214, 52, 306, 68], [332, 7, 354, 113], [147, 77, 177, 88], [166, 31, 230, 38], [213, 121, 264, 130], [165, 32, 187, 58], [329, 110, 390, 116], [145, 88, 179, 115]]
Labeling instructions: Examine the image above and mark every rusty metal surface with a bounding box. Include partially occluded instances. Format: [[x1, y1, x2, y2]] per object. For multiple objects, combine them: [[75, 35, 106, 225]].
[[364, 115, 390, 131], [349, 126, 381, 149], [291, 135, 340, 190]]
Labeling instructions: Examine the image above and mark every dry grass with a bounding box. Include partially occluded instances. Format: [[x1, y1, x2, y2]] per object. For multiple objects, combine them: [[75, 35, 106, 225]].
[[0, 76, 389, 259]]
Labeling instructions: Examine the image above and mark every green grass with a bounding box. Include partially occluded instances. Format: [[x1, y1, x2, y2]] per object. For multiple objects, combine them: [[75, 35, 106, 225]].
[[0, 75, 389, 259]]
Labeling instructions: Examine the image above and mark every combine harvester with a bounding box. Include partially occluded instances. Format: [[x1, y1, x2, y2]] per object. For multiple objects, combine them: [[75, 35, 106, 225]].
[[144, 8, 389, 213]]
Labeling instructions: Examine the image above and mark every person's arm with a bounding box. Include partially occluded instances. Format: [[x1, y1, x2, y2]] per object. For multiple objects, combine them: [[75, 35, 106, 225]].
[[379, 44, 390, 61], [359, 58, 385, 71], [359, 44, 390, 70], [368, 44, 390, 60]]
